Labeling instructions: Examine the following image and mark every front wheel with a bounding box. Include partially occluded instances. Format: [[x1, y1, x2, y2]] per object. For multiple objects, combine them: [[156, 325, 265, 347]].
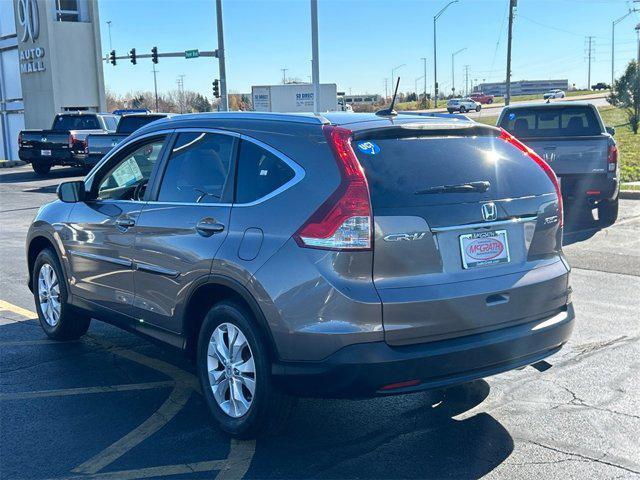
[[475, 106, 481, 112], [33, 248, 91, 340], [459, 106, 467, 113], [32, 161, 51, 176], [447, 109, 454, 114], [598, 199, 618, 227], [197, 300, 296, 438]]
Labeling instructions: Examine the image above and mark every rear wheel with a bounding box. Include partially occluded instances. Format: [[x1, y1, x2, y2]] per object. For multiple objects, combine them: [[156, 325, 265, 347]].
[[447, 109, 454, 114], [33, 248, 91, 340], [197, 300, 296, 438], [32, 161, 51, 176], [475, 106, 481, 112], [459, 106, 467, 113], [598, 199, 618, 226]]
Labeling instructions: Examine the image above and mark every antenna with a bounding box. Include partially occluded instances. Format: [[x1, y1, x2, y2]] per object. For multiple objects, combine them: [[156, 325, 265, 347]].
[[376, 77, 401, 117]]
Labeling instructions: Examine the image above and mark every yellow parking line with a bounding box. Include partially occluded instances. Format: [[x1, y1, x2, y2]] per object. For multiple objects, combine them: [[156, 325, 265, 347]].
[[54, 460, 225, 480], [0, 300, 37, 323], [0, 381, 176, 401]]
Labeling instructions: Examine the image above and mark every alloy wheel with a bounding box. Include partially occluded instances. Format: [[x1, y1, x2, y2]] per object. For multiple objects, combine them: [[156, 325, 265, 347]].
[[38, 263, 60, 327], [207, 322, 256, 418]]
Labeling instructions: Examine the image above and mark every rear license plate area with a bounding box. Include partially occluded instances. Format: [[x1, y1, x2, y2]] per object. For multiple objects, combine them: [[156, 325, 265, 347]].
[[41, 149, 51, 156], [459, 230, 510, 269]]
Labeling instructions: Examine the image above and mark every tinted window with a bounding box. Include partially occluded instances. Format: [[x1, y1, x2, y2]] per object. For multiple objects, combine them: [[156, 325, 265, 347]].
[[235, 140, 295, 204], [499, 107, 601, 138], [104, 116, 119, 130], [52, 115, 100, 131], [97, 139, 165, 201], [117, 115, 165, 134], [157, 132, 234, 204], [354, 134, 553, 209]]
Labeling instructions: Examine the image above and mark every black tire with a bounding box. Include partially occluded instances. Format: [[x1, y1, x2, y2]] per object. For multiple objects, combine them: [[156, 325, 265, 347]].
[[598, 198, 619, 226], [33, 248, 91, 340], [32, 161, 52, 176], [197, 300, 296, 438], [459, 106, 467, 113], [475, 106, 481, 112], [447, 109, 454, 114]]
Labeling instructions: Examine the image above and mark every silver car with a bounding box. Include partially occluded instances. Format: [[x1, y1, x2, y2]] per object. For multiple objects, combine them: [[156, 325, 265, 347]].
[[447, 97, 481, 113], [26, 112, 574, 437]]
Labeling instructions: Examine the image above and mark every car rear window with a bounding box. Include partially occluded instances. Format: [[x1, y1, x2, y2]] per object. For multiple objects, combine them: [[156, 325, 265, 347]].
[[117, 115, 165, 134], [353, 133, 553, 208], [499, 106, 601, 138], [53, 115, 100, 131]]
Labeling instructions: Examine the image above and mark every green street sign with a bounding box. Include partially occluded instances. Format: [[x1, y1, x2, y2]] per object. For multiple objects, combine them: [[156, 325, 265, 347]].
[[185, 49, 200, 59]]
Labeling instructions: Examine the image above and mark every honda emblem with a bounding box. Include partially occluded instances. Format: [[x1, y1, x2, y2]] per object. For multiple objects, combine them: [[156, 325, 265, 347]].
[[481, 202, 497, 221]]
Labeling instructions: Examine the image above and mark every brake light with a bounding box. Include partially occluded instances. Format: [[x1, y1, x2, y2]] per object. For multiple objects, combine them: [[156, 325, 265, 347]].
[[500, 129, 563, 227], [68, 133, 75, 149], [607, 144, 618, 173], [18, 132, 22, 146], [294, 125, 372, 250]]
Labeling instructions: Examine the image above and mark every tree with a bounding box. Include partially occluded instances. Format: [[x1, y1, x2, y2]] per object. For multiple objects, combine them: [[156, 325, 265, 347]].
[[608, 60, 639, 134]]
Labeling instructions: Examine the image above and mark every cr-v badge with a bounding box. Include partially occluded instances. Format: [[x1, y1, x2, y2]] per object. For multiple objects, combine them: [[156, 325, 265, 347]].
[[383, 232, 428, 242]]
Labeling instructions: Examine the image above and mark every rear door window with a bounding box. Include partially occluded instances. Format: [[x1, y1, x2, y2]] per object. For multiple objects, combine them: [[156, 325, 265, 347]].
[[117, 115, 165, 134], [53, 115, 100, 131], [499, 107, 601, 138], [235, 140, 295, 204], [157, 132, 234, 204], [354, 133, 553, 209]]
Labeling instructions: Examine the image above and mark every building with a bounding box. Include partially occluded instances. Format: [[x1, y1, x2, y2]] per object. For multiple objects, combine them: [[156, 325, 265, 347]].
[[343, 94, 381, 105], [0, 0, 106, 160], [474, 79, 569, 97]]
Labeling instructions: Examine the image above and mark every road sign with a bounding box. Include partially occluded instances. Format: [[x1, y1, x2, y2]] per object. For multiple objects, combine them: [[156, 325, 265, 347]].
[[185, 49, 200, 59]]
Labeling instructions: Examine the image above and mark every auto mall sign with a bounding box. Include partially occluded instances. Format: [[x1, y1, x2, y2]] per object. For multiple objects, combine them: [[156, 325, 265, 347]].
[[18, 0, 46, 74]]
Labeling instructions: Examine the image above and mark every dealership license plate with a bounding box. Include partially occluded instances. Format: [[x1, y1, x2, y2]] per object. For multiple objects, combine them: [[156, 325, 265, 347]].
[[41, 149, 51, 156], [459, 230, 510, 269]]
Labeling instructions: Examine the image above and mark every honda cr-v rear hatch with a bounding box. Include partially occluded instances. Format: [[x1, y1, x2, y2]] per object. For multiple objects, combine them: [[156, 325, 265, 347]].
[[352, 122, 569, 345]]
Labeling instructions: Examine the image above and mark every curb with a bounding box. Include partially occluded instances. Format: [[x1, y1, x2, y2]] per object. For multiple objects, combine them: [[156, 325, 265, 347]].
[[0, 160, 25, 168], [620, 190, 640, 200]]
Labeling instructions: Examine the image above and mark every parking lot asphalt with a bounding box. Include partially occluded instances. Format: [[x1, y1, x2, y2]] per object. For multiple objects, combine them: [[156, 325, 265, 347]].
[[1, 164, 639, 480]]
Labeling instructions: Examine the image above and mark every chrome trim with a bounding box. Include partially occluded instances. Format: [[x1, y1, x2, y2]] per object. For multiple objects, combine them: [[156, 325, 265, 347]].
[[134, 262, 180, 278], [69, 250, 132, 268], [430, 216, 538, 233]]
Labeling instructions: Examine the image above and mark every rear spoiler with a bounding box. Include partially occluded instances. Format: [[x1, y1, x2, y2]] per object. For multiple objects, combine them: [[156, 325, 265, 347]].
[[353, 121, 500, 140]]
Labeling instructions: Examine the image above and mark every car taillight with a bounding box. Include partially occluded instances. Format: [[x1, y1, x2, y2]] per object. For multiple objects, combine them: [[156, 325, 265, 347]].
[[68, 133, 75, 149], [18, 132, 22, 146], [607, 144, 618, 173], [294, 125, 372, 250], [500, 129, 563, 227]]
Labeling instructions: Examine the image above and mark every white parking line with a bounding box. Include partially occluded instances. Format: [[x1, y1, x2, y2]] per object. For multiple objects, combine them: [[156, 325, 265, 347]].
[[54, 460, 226, 480]]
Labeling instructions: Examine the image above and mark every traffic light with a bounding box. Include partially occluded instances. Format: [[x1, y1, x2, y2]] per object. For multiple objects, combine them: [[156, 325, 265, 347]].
[[129, 48, 137, 65], [151, 46, 158, 64], [212, 79, 220, 98], [109, 50, 116, 66]]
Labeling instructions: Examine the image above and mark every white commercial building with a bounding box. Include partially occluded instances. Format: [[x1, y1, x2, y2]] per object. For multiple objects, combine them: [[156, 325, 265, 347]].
[[0, 0, 106, 160]]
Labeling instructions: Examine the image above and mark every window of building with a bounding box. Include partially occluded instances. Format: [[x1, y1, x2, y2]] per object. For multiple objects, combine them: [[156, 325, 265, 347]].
[[157, 132, 234, 204], [235, 140, 295, 204], [55, 0, 88, 22]]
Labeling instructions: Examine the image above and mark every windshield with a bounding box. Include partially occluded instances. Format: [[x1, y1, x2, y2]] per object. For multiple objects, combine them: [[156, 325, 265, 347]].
[[52, 115, 100, 131], [117, 115, 165, 134], [499, 106, 601, 138]]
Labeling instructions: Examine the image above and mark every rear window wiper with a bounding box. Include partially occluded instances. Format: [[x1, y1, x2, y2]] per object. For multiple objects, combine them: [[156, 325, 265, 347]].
[[415, 181, 490, 195]]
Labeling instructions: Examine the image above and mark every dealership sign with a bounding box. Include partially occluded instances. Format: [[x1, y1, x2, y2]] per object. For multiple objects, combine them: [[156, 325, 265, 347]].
[[17, 0, 46, 74]]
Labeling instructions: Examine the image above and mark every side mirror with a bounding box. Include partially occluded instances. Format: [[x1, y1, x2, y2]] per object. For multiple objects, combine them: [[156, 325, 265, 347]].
[[57, 181, 86, 203], [605, 126, 615, 136]]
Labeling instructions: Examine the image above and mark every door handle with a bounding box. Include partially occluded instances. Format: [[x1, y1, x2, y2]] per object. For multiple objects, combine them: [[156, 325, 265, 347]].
[[196, 219, 225, 237], [115, 217, 135, 229]]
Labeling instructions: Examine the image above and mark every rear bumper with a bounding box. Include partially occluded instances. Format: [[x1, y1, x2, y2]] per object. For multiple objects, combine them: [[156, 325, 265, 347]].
[[18, 149, 86, 166], [560, 174, 619, 204], [272, 304, 575, 398]]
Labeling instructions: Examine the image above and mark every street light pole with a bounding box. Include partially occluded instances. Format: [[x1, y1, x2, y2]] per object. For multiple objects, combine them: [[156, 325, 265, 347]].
[[215, 0, 228, 111], [310, 0, 320, 113], [433, 1, 458, 108], [421, 57, 427, 108], [505, 0, 516, 106], [106, 21, 113, 51], [391, 64, 406, 93], [451, 47, 467, 96]]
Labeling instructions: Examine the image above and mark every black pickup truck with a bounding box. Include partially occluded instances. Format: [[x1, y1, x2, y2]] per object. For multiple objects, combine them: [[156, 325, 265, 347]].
[[18, 112, 119, 175], [498, 102, 619, 228], [84, 113, 168, 167]]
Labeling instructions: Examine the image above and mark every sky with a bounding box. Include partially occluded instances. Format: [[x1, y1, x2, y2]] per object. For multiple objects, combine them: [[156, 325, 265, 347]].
[[98, 0, 640, 100]]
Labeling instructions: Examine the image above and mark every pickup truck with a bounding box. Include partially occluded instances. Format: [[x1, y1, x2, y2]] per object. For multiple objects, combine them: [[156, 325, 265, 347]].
[[85, 113, 168, 166], [497, 102, 619, 227], [18, 113, 119, 175], [469, 92, 494, 104]]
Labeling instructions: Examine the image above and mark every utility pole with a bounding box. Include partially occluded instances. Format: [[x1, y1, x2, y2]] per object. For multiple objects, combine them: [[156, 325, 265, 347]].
[[464, 65, 470, 96], [586, 36, 595, 89], [152, 64, 159, 112], [421, 57, 427, 108], [281, 68, 288, 84], [636, 23, 639, 122], [505, 0, 516, 106], [451, 47, 466, 96], [215, 0, 228, 111], [310, 0, 320, 113], [433, 1, 459, 108], [106, 21, 113, 51], [176, 75, 185, 114], [384, 78, 388, 99]]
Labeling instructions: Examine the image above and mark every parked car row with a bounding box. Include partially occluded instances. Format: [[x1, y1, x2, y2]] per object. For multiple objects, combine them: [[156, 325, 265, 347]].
[[18, 112, 168, 176], [27, 104, 609, 437]]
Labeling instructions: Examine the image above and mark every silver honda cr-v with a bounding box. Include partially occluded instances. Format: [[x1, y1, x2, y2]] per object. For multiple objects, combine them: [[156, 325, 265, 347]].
[[26, 112, 575, 437]]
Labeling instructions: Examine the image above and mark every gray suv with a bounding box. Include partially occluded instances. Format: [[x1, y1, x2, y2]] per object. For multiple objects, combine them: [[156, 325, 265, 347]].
[[26, 112, 575, 437]]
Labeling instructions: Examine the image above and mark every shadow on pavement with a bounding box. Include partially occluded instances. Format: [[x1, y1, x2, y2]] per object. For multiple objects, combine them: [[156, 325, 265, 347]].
[[0, 166, 86, 184], [249, 380, 514, 479]]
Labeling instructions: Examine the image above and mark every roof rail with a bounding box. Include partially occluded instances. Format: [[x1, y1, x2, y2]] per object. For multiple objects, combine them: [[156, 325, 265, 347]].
[[171, 111, 330, 125]]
